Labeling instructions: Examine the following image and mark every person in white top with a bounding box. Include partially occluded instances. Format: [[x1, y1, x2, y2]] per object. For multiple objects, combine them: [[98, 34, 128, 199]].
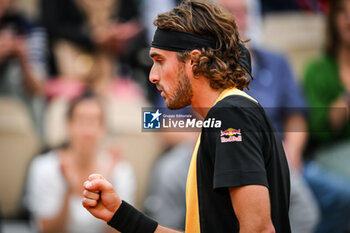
[[25, 93, 135, 233]]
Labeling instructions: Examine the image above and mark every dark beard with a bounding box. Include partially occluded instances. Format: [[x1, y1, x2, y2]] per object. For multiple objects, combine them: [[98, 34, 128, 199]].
[[165, 66, 193, 110]]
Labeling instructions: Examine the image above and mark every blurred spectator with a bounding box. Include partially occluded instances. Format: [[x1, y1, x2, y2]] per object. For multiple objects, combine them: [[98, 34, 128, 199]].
[[302, 0, 350, 232], [41, 0, 140, 54], [41, 0, 148, 148], [217, 0, 320, 233], [0, 0, 42, 94], [40, 0, 149, 98], [304, 0, 350, 174], [0, 0, 47, 138], [40, 0, 157, 208], [25, 93, 135, 233]]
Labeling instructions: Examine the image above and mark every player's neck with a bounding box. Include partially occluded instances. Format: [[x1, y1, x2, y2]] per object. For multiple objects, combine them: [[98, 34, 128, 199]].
[[191, 83, 221, 118]]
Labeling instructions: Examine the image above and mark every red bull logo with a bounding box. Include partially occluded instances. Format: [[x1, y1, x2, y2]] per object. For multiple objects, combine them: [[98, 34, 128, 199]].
[[220, 128, 242, 143]]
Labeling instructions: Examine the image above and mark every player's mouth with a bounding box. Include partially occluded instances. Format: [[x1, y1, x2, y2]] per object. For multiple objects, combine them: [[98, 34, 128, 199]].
[[156, 85, 162, 92], [156, 85, 166, 97]]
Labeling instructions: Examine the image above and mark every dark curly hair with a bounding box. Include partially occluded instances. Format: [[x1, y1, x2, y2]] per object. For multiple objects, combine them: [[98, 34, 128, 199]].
[[153, 0, 250, 90]]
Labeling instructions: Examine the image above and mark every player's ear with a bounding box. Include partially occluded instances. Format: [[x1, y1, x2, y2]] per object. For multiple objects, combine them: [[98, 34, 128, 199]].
[[189, 49, 201, 66], [188, 50, 201, 79]]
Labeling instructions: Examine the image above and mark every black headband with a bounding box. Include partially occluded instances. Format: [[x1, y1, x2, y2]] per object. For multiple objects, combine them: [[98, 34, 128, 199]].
[[151, 28, 252, 77]]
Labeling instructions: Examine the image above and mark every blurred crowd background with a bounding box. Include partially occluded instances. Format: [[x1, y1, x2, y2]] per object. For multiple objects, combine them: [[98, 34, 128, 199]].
[[1, 0, 350, 232]]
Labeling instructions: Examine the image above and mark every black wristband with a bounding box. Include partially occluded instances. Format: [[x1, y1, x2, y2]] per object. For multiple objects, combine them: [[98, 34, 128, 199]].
[[107, 201, 158, 233]]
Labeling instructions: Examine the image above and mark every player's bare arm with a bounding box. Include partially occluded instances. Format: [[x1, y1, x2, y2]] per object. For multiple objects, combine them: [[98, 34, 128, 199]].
[[229, 186, 275, 233]]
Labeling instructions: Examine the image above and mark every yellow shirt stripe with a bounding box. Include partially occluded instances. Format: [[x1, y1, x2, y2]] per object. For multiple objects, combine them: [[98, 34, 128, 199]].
[[185, 134, 202, 233]]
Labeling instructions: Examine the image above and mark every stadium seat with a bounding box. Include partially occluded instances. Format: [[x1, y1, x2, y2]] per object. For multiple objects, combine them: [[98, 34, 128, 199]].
[[0, 97, 40, 217], [262, 12, 326, 78]]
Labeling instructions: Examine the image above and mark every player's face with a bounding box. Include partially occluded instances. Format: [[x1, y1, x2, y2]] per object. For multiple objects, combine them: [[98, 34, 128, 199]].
[[336, 0, 350, 46], [149, 48, 193, 109]]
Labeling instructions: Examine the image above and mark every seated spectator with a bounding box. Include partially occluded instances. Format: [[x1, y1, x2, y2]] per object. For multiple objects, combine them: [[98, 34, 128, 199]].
[[25, 92, 135, 233], [40, 0, 148, 98], [303, 0, 350, 179], [0, 0, 47, 138], [0, 0, 43, 95], [302, 0, 350, 232], [39, 0, 152, 151]]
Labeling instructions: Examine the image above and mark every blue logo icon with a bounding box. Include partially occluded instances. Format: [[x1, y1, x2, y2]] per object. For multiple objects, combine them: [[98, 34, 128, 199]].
[[143, 109, 162, 129]]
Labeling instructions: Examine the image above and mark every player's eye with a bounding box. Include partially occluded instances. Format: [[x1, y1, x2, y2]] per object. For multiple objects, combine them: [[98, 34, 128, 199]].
[[155, 59, 163, 64]]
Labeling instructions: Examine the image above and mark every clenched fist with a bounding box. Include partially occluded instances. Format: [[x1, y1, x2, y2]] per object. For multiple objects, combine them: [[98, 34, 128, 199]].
[[82, 174, 122, 222]]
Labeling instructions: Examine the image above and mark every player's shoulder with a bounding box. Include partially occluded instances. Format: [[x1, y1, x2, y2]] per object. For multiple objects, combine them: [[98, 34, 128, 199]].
[[220, 94, 259, 106], [209, 95, 261, 116], [205, 95, 265, 132]]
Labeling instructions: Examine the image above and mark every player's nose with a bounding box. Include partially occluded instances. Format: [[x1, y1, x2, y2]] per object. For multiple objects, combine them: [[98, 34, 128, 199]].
[[149, 65, 160, 84]]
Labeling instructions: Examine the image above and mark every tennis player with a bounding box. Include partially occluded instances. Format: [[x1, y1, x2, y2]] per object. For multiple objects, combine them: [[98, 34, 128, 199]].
[[82, 1, 291, 232]]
